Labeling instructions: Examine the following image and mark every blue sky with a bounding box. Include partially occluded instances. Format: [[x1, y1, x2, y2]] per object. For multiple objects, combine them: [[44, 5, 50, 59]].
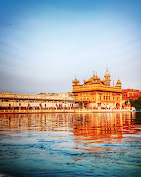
[[0, 0, 141, 94]]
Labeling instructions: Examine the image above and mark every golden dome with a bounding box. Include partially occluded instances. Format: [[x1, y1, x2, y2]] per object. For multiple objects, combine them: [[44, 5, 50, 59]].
[[92, 72, 100, 80], [95, 75, 99, 79], [116, 79, 121, 85], [105, 69, 110, 76]]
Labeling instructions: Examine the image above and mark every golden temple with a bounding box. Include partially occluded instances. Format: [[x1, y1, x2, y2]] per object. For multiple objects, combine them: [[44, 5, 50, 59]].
[[72, 70, 122, 109]]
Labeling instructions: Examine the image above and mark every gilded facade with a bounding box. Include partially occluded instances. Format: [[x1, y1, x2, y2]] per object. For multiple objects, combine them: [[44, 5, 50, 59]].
[[72, 70, 122, 109]]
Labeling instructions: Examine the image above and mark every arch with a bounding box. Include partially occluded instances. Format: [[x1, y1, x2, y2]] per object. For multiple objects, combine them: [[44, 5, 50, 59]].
[[116, 103, 120, 107], [97, 102, 101, 107]]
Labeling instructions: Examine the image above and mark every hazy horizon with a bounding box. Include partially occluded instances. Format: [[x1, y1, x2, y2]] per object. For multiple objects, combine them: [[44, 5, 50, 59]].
[[0, 0, 141, 94]]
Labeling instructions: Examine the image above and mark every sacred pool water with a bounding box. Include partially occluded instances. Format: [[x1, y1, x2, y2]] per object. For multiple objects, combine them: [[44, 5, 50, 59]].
[[0, 112, 141, 177]]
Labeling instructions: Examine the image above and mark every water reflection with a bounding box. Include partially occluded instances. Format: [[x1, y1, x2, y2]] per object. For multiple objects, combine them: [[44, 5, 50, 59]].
[[0, 113, 141, 177], [0, 112, 139, 137]]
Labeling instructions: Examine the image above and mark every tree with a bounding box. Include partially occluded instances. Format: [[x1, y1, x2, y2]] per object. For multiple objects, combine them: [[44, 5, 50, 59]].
[[129, 97, 141, 110]]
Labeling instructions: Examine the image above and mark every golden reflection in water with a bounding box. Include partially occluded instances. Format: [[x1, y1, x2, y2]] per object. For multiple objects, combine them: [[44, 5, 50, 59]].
[[72, 113, 133, 153], [0, 113, 74, 132], [0, 112, 140, 158], [0, 112, 139, 153], [0, 113, 136, 140], [73, 113, 133, 140]]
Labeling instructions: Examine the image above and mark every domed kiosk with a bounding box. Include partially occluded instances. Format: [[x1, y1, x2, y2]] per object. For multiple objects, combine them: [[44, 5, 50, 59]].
[[104, 69, 111, 86], [72, 77, 80, 85], [116, 79, 122, 87]]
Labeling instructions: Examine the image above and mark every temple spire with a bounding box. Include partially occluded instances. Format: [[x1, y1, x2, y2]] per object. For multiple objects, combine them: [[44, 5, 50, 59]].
[[104, 69, 111, 86], [93, 71, 95, 76]]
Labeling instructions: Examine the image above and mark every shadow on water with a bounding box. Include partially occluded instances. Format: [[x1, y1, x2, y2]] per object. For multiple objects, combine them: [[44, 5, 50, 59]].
[[0, 112, 141, 177]]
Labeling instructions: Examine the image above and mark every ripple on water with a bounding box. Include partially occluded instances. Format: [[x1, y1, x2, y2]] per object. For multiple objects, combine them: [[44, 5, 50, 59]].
[[0, 113, 141, 177]]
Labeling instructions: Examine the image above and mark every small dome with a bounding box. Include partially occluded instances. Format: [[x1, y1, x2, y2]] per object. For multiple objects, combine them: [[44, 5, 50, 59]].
[[105, 69, 110, 76], [116, 79, 121, 85]]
